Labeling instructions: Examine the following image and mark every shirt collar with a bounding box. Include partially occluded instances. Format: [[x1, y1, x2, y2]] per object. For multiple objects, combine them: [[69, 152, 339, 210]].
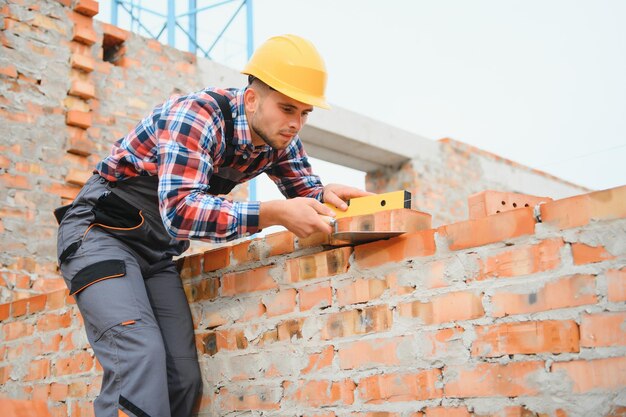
[[235, 87, 272, 153]]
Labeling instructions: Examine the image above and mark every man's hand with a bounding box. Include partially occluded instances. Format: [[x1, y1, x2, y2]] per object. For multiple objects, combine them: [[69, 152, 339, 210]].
[[259, 197, 336, 238], [323, 183, 375, 211]]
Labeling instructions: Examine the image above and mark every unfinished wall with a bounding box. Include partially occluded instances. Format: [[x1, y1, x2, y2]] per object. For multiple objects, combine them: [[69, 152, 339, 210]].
[[1, 185, 624, 416], [366, 138, 588, 227], [0, 0, 247, 303]]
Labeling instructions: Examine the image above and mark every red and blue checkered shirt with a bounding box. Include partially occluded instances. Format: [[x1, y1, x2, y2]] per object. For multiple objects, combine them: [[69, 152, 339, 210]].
[[96, 87, 324, 242]]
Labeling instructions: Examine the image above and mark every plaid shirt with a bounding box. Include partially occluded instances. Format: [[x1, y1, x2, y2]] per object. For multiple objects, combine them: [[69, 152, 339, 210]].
[[96, 87, 324, 242]]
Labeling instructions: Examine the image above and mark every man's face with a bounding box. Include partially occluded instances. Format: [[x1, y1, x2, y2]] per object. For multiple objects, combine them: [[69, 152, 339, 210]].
[[244, 86, 313, 150]]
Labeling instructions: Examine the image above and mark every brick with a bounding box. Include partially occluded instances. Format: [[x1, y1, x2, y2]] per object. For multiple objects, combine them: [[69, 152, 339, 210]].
[[263, 289, 297, 317], [338, 335, 408, 369], [490, 274, 597, 317], [177, 253, 202, 279], [439, 207, 536, 250], [468, 190, 552, 219], [580, 312, 626, 347], [333, 208, 432, 241], [285, 379, 356, 407], [321, 305, 392, 340], [354, 229, 436, 268], [74, 0, 99, 17], [102, 22, 130, 47], [472, 320, 579, 357], [11, 298, 28, 317], [46, 290, 69, 310], [66, 126, 94, 155], [444, 361, 544, 397], [0, 399, 52, 417], [298, 282, 332, 311], [571, 243, 615, 265], [0, 173, 31, 189], [25, 358, 51, 381], [336, 278, 388, 306], [398, 291, 484, 324], [54, 352, 94, 376], [0, 65, 18, 78], [2, 321, 35, 340], [0, 303, 9, 321], [420, 327, 465, 360], [476, 238, 563, 280], [285, 247, 352, 282], [540, 185, 626, 229], [49, 383, 69, 402], [552, 356, 626, 393], [276, 317, 306, 341], [358, 369, 442, 403], [607, 268, 626, 302], [68, 79, 95, 99], [218, 386, 281, 411], [184, 278, 219, 302], [198, 329, 247, 355], [72, 22, 97, 45], [425, 407, 471, 417], [70, 52, 95, 72], [66, 110, 92, 128], [297, 231, 330, 248], [203, 246, 230, 272], [265, 230, 295, 256], [65, 168, 91, 186], [231, 239, 260, 264], [0, 365, 11, 384], [222, 265, 278, 296], [36, 311, 72, 332], [301, 345, 334, 374]]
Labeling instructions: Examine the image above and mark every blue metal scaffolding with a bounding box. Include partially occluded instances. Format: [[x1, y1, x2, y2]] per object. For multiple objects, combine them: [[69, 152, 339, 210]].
[[109, 0, 257, 200]]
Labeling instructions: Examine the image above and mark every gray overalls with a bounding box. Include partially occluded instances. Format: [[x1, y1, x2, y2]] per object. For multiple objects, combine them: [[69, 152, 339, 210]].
[[56, 92, 239, 417]]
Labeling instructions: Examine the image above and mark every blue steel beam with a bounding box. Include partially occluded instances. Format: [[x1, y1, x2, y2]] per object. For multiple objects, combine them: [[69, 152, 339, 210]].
[[167, 0, 176, 47]]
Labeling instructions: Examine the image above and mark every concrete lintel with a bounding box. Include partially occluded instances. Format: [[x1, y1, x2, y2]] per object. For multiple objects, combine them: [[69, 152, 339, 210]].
[[302, 106, 437, 172]]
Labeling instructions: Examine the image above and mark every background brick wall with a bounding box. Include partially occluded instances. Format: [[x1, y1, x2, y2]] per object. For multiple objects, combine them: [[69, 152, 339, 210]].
[[1, 185, 624, 416]]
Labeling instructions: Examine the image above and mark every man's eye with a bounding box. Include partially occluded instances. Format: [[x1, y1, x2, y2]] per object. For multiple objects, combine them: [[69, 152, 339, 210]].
[[282, 107, 293, 113]]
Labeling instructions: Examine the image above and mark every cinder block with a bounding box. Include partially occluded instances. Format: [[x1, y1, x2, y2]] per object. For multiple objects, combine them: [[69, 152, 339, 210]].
[[468, 190, 552, 219]]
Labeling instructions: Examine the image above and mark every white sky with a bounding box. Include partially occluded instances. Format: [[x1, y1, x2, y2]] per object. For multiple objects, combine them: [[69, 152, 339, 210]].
[[99, 0, 626, 198]]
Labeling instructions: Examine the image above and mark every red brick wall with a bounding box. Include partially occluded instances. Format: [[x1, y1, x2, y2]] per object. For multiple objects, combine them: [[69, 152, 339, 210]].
[[0, 0, 245, 302], [1, 185, 624, 416]]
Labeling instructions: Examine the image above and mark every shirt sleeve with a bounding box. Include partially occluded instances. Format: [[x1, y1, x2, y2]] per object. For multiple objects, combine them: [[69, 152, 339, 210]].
[[265, 137, 325, 201], [156, 98, 261, 242]]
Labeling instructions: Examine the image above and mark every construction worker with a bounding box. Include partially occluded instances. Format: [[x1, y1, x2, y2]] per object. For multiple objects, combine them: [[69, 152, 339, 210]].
[[55, 34, 371, 417]]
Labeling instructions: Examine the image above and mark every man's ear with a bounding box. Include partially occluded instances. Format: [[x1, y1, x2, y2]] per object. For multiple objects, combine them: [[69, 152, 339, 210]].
[[243, 88, 258, 113]]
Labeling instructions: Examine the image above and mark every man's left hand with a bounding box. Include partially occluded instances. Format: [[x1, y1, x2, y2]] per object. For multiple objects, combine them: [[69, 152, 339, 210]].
[[322, 183, 374, 211]]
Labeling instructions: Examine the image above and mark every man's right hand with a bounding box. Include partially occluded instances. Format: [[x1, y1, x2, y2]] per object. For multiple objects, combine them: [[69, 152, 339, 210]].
[[259, 197, 335, 238]]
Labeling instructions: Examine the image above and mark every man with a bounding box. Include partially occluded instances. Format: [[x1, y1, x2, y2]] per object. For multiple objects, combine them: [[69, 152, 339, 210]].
[[55, 34, 370, 417]]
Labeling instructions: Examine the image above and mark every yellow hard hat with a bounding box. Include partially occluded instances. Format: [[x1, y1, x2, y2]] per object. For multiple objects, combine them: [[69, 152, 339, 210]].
[[242, 34, 330, 109]]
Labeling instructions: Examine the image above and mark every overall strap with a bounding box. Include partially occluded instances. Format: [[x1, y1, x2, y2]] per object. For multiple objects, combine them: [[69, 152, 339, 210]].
[[205, 91, 234, 143]]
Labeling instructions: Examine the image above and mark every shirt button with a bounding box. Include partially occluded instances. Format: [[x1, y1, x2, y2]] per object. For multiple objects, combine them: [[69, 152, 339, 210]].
[[242, 154, 248, 159]]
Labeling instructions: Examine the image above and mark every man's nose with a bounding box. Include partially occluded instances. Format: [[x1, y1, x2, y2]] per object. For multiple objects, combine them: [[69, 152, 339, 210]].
[[288, 115, 304, 131]]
